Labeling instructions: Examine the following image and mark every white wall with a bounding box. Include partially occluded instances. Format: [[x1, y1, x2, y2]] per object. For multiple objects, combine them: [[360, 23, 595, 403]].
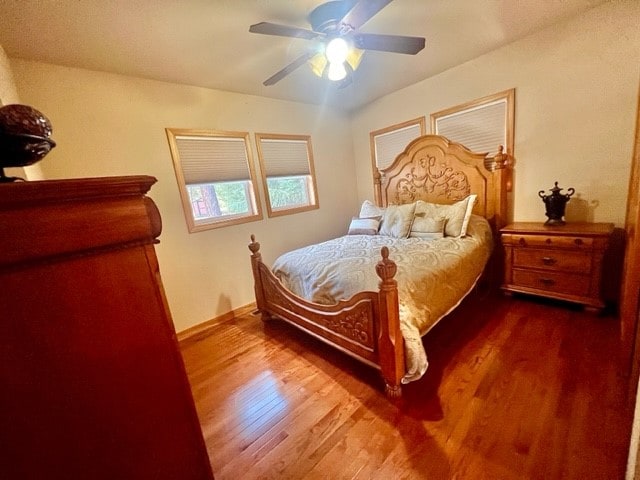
[[0, 44, 18, 105], [351, 0, 640, 227], [10, 60, 358, 331]]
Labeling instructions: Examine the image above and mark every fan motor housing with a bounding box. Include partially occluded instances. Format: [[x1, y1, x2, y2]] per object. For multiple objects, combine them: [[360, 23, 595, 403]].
[[308, 0, 356, 33]]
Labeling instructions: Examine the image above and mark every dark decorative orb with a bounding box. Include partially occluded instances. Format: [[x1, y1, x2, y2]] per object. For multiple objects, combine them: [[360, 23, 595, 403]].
[[0, 104, 53, 138], [0, 104, 56, 170]]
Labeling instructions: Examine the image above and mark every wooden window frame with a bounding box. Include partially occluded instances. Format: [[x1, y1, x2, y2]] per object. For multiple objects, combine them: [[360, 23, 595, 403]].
[[165, 128, 263, 233], [255, 133, 319, 218], [430, 89, 515, 158], [369, 117, 426, 183]]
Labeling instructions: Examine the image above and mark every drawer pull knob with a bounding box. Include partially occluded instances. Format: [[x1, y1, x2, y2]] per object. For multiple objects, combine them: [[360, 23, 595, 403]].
[[519, 237, 526, 246], [575, 238, 583, 246], [539, 278, 555, 286], [542, 257, 557, 265], [545, 238, 552, 244]]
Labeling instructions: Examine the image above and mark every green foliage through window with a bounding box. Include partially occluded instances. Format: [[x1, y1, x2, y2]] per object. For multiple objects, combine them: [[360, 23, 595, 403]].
[[187, 181, 250, 220], [267, 176, 310, 209]]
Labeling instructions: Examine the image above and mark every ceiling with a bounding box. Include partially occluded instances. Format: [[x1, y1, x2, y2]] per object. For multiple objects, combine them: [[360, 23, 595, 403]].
[[0, 0, 607, 112]]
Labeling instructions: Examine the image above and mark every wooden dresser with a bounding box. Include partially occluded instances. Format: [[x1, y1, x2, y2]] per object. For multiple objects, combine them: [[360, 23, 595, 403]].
[[0, 176, 214, 479], [500, 222, 614, 313]]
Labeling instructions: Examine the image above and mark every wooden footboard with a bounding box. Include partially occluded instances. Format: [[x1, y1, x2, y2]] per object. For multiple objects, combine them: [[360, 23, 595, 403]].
[[249, 235, 404, 398]]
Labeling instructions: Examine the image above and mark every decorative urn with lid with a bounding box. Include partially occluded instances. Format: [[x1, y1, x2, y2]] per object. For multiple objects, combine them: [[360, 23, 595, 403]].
[[538, 181, 575, 226], [0, 104, 56, 182]]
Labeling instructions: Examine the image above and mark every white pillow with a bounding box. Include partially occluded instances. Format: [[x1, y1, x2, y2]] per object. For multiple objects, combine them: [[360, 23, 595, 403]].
[[379, 203, 416, 238], [359, 200, 385, 218], [409, 215, 446, 240], [459, 194, 477, 237], [347, 216, 381, 235], [413, 194, 477, 237]]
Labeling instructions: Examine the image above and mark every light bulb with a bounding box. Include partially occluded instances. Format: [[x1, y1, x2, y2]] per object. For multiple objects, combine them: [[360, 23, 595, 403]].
[[327, 62, 347, 81], [325, 37, 349, 64]]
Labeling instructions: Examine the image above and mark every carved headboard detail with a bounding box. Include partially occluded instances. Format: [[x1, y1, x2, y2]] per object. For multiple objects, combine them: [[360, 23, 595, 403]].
[[374, 134, 510, 230]]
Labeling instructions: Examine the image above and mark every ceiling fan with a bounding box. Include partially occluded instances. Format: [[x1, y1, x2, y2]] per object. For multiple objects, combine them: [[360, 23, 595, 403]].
[[249, 0, 425, 86]]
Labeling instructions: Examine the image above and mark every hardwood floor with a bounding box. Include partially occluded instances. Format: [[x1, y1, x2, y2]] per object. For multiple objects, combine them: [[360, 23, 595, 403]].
[[180, 292, 634, 479]]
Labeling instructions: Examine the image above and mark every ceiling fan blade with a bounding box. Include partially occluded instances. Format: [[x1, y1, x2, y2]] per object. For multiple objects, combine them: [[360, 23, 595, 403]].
[[339, 0, 393, 31], [353, 33, 425, 54], [263, 52, 314, 86], [249, 22, 320, 40]]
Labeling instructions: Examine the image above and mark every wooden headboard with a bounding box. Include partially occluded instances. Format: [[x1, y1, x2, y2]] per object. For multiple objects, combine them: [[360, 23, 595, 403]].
[[374, 134, 511, 230]]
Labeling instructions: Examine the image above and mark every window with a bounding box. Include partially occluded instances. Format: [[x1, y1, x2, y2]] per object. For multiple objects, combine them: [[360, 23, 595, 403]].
[[431, 89, 515, 158], [255, 133, 318, 217], [370, 117, 426, 175], [165, 129, 262, 232]]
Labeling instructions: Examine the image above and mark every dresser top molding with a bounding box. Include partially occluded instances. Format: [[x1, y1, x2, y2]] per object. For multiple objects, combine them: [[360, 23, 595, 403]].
[[0, 175, 161, 270], [0, 175, 156, 209], [501, 222, 614, 237]]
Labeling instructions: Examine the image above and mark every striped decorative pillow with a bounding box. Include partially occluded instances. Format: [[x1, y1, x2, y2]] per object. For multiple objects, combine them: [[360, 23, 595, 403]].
[[347, 216, 381, 235]]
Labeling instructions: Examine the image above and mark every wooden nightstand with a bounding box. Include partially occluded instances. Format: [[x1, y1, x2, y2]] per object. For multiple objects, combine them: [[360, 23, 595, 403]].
[[500, 222, 614, 312]]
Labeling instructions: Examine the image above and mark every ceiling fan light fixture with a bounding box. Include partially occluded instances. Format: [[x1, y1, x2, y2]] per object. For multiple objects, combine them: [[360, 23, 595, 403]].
[[327, 61, 347, 81], [308, 46, 362, 81], [325, 37, 349, 64], [250, 1, 425, 87]]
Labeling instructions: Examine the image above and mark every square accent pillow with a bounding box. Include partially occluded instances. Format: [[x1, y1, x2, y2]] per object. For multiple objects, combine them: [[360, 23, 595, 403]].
[[347, 216, 381, 235], [379, 203, 416, 238], [413, 194, 477, 237], [409, 214, 446, 239]]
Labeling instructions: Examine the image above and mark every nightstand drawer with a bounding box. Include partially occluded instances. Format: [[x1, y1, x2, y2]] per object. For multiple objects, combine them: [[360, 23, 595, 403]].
[[512, 269, 590, 297], [513, 248, 591, 274], [506, 234, 593, 250]]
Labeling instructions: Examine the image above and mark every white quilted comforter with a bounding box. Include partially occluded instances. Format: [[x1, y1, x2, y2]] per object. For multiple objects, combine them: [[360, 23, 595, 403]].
[[272, 215, 494, 383]]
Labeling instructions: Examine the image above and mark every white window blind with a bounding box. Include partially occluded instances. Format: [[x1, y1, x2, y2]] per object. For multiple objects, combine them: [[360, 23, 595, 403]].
[[258, 138, 311, 177], [374, 123, 422, 170], [175, 135, 251, 184], [435, 100, 506, 157]]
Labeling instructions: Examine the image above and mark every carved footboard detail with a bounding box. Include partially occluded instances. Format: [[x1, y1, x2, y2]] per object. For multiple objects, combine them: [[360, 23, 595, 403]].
[[250, 238, 379, 362], [248, 236, 404, 397], [260, 268, 377, 354]]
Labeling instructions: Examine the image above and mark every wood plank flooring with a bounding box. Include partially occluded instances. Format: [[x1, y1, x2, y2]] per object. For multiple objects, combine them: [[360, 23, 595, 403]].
[[180, 292, 634, 479]]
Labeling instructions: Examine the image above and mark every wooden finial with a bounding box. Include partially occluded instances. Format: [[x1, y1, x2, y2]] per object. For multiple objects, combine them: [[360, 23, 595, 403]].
[[487, 145, 515, 172], [492, 145, 505, 171], [376, 246, 397, 283], [248, 235, 261, 254]]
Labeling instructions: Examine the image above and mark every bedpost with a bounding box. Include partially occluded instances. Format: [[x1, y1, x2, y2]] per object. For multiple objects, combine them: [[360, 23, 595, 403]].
[[375, 246, 404, 398], [491, 145, 513, 229], [248, 235, 271, 321], [373, 170, 383, 206]]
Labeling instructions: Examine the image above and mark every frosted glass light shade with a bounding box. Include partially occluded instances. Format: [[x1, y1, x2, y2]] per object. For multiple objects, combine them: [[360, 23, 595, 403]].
[[327, 62, 347, 81], [325, 38, 349, 64]]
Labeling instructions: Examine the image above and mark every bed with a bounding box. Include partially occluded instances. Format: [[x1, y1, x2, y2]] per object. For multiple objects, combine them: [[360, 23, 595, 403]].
[[248, 134, 511, 398]]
